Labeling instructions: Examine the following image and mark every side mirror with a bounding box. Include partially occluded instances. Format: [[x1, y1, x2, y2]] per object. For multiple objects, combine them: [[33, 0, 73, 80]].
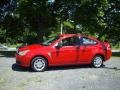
[[55, 43, 62, 49]]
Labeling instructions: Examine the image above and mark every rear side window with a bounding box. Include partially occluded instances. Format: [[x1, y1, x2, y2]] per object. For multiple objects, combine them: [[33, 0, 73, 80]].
[[80, 37, 97, 45]]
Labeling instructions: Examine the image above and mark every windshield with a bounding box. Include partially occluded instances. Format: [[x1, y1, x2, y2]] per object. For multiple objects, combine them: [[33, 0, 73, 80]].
[[42, 36, 60, 46]]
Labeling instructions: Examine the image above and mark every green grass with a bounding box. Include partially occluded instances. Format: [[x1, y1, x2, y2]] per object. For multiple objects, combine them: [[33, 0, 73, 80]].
[[111, 43, 120, 50], [1, 43, 23, 48], [8, 43, 23, 48]]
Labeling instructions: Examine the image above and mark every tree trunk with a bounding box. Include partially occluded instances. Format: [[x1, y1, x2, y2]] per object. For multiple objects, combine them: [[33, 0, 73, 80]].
[[36, 27, 45, 43]]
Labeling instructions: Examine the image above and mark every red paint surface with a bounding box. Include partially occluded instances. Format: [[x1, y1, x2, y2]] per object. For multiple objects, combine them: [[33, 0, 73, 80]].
[[16, 34, 112, 67]]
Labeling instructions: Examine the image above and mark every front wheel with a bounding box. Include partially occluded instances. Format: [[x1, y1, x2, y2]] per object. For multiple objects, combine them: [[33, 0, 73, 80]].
[[91, 55, 103, 68], [31, 57, 47, 72]]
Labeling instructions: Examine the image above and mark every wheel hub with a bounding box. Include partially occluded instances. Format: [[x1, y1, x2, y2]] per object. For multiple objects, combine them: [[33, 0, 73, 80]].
[[94, 57, 102, 67], [34, 59, 45, 70]]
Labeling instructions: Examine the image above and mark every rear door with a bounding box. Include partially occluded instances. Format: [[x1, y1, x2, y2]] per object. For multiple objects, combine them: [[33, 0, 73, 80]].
[[78, 37, 98, 63]]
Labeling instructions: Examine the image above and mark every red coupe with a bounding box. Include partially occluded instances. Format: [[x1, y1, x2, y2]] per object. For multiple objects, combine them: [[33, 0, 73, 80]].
[[16, 34, 112, 72]]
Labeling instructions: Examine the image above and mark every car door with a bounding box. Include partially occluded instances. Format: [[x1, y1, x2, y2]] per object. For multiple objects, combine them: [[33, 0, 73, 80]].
[[51, 36, 80, 65], [77, 37, 98, 63]]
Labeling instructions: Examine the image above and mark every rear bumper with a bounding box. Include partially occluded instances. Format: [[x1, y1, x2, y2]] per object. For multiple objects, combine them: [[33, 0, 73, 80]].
[[105, 49, 112, 61]]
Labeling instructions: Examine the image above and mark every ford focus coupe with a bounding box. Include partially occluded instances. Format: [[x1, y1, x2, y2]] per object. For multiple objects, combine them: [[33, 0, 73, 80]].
[[16, 34, 112, 72]]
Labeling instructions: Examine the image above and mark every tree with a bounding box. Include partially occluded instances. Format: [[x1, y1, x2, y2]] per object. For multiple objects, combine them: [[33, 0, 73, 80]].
[[52, 0, 120, 43], [0, 0, 58, 44], [0, 0, 16, 22], [16, 0, 58, 43], [0, 0, 120, 45], [104, 0, 120, 44]]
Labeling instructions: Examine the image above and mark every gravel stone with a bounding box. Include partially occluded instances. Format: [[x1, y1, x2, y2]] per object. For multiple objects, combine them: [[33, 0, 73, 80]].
[[0, 57, 120, 90]]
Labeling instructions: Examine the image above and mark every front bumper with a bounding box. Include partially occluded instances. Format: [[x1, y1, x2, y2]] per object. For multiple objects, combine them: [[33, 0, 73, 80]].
[[16, 53, 31, 67]]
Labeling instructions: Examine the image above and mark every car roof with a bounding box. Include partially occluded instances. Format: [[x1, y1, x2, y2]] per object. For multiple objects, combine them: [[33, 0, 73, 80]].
[[59, 34, 99, 41], [59, 34, 81, 37]]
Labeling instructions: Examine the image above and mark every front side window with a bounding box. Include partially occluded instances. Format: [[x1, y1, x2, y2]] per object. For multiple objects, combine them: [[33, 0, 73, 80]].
[[42, 36, 60, 46], [61, 37, 79, 46]]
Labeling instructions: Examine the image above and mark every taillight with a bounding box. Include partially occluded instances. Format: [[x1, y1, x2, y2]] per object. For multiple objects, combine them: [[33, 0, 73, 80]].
[[103, 42, 111, 50], [107, 44, 111, 50]]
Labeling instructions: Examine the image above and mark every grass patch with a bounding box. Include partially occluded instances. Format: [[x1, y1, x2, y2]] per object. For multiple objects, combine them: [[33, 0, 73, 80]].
[[111, 43, 120, 50], [8, 43, 23, 48]]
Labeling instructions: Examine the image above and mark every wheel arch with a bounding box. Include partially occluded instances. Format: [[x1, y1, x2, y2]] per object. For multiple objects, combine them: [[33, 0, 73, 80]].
[[30, 55, 49, 67], [92, 54, 105, 61]]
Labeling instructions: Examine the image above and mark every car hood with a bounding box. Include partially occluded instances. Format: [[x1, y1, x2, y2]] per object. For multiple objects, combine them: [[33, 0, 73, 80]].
[[18, 44, 44, 51]]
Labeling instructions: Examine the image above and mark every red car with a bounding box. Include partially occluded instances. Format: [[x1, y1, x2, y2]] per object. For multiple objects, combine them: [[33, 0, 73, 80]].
[[16, 34, 112, 72]]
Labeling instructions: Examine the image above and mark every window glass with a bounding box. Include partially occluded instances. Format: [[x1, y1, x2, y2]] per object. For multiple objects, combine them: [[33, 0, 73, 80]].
[[61, 37, 79, 46], [42, 36, 60, 46], [80, 37, 97, 45]]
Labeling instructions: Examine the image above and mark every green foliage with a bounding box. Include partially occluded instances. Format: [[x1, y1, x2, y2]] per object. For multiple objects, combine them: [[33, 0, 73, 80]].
[[0, 0, 120, 45], [0, 28, 6, 43], [64, 21, 74, 29]]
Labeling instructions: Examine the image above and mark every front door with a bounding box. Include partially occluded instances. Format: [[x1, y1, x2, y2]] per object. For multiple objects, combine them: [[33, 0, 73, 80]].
[[51, 36, 80, 65]]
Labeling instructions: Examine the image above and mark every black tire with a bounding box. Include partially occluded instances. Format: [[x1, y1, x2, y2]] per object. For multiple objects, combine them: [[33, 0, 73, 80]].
[[91, 55, 103, 68], [31, 57, 47, 72]]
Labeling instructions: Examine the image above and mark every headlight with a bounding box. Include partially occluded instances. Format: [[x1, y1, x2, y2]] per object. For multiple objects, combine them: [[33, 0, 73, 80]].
[[18, 50, 30, 56]]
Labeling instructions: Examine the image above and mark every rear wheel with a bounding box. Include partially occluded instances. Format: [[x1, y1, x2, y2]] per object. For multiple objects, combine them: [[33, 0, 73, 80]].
[[31, 57, 47, 72], [91, 55, 103, 68]]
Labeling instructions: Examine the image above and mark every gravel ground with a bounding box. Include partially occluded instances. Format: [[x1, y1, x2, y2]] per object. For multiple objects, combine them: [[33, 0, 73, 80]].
[[0, 57, 120, 90]]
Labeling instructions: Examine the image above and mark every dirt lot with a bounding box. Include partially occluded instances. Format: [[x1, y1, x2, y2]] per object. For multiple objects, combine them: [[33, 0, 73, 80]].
[[0, 57, 120, 90]]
